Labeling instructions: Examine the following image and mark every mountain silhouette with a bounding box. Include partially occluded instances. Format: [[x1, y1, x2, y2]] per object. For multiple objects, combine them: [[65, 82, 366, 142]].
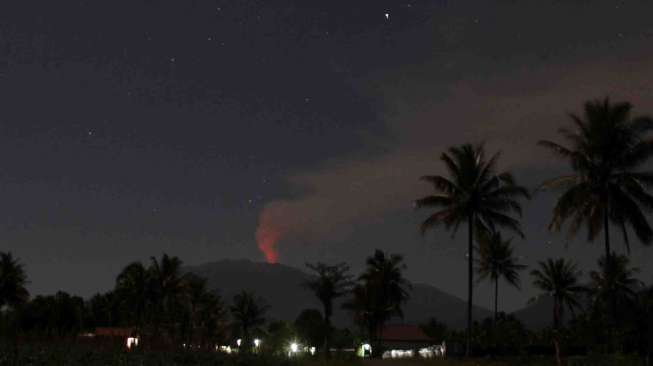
[[187, 259, 497, 329]]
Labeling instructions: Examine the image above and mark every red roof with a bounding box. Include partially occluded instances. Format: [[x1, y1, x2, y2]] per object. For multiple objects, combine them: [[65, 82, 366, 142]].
[[380, 325, 432, 342], [94, 327, 136, 337]]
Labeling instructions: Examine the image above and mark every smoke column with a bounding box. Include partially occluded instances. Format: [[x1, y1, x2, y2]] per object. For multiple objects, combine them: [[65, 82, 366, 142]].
[[255, 205, 286, 263], [255, 218, 280, 263]]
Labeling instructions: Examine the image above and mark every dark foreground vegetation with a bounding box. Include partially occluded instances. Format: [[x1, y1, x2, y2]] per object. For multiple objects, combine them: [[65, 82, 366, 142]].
[[1, 99, 653, 365], [0, 344, 301, 366]]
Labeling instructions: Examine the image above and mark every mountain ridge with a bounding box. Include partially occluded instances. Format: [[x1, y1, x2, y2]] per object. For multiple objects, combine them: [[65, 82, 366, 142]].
[[187, 258, 543, 329]]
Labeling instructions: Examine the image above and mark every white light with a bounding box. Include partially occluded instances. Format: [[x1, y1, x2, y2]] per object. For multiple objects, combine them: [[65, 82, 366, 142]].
[[126, 337, 139, 349], [219, 345, 233, 354], [362, 343, 371, 351], [290, 342, 299, 353], [254, 339, 261, 348], [236, 338, 242, 347], [385, 13, 390, 20], [309, 346, 316, 355]]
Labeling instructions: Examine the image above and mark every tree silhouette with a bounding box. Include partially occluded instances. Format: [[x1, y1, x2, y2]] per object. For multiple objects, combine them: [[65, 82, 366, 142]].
[[115, 262, 150, 331], [0, 252, 29, 310], [589, 253, 642, 349], [148, 254, 186, 341], [539, 99, 653, 256], [539, 98, 653, 347], [476, 231, 526, 322], [346, 250, 410, 356], [416, 143, 529, 356], [531, 258, 585, 366], [230, 291, 267, 352], [180, 273, 226, 347], [304, 262, 353, 358], [294, 309, 325, 351]]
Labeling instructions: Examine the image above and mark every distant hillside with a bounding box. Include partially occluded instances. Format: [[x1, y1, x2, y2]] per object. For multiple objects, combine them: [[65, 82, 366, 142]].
[[513, 296, 554, 329], [513, 294, 592, 329], [187, 259, 493, 329]]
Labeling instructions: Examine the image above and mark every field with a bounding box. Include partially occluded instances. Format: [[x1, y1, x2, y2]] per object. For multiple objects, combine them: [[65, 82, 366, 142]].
[[0, 345, 646, 366]]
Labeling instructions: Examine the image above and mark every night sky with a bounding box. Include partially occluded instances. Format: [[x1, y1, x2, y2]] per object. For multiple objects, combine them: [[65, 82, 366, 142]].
[[2, 0, 653, 312]]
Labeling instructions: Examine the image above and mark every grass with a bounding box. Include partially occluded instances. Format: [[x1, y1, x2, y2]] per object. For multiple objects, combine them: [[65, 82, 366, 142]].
[[0, 344, 646, 366]]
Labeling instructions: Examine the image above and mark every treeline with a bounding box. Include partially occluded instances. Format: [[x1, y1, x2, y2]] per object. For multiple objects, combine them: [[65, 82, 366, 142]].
[[413, 98, 653, 364], [1, 254, 227, 347], [0, 249, 412, 358], [1, 98, 653, 365]]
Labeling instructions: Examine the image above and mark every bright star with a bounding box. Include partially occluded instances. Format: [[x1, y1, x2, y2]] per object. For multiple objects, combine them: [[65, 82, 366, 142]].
[[384, 13, 390, 20]]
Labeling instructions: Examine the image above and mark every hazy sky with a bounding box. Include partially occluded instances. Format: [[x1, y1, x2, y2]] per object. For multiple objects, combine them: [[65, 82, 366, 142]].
[[1, 0, 653, 312]]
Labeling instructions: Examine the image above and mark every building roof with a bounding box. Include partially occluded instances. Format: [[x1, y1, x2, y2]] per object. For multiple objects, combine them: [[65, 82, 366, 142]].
[[94, 327, 136, 337], [379, 325, 432, 342]]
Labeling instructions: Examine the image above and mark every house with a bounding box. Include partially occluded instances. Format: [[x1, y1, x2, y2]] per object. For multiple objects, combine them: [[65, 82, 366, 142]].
[[378, 325, 446, 359], [79, 327, 139, 350]]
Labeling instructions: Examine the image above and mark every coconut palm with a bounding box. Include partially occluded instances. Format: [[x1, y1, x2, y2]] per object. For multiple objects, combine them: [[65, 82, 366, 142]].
[[195, 291, 227, 347], [476, 231, 526, 322], [531, 258, 585, 366], [0, 252, 29, 310], [148, 254, 187, 340], [538, 98, 653, 258], [115, 261, 150, 329], [356, 250, 410, 355], [304, 262, 353, 359], [416, 143, 530, 356], [182, 273, 226, 347], [539, 99, 653, 344], [589, 254, 642, 331], [230, 291, 267, 352], [343, 282, 375, 346]]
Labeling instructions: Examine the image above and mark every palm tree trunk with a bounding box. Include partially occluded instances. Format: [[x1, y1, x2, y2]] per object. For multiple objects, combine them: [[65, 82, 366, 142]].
[[604, 203, 616, 352], [553, 298, 562, 366], [494, 279, 499, 323], [324, 310, 332, 360], [466, 213, 474, 357], [604, 200, 611, 262], [554, 338, 562, 366]]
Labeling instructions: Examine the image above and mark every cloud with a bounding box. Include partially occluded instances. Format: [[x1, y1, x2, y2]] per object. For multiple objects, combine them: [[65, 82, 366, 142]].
[[255, 25, 653, 263]]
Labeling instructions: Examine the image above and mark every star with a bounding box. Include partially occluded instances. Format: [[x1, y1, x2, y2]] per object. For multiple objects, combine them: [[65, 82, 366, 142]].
[[384, 12, 390, 20]]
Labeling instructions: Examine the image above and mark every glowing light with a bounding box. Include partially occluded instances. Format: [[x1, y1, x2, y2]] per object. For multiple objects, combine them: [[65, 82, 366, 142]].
[[218, 345, 233, 354], [290, 343, 299, 353], [385, 12, 390, 20], [254, 339, 261, 348], [126, 337, 139, 349], [255, 210, 281, 263], [309, 346, 316, 356], [236, 338, 242, 347], [358, 343, 372, 357]]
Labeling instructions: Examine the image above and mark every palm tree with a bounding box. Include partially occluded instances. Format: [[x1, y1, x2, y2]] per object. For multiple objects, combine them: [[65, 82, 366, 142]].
[[115, 262, 150, 330], [343, 282, 375, 346], [539, 99, 653, 345], [181, 273, 226, 348], [196, 292, 227, 347], [476, 231, 526, 322], [531, 258, 585, 366], [538, 98, 653, 259], [0, 252, 29, 354], [0, 252, 29, 310], [416, 143, 530, 356], [589, 253, 642, 348], [148, 254, 186, 341], [358, 250, 410, 355], [304, 262, 353, 359], [230, 291, 267, 352]]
